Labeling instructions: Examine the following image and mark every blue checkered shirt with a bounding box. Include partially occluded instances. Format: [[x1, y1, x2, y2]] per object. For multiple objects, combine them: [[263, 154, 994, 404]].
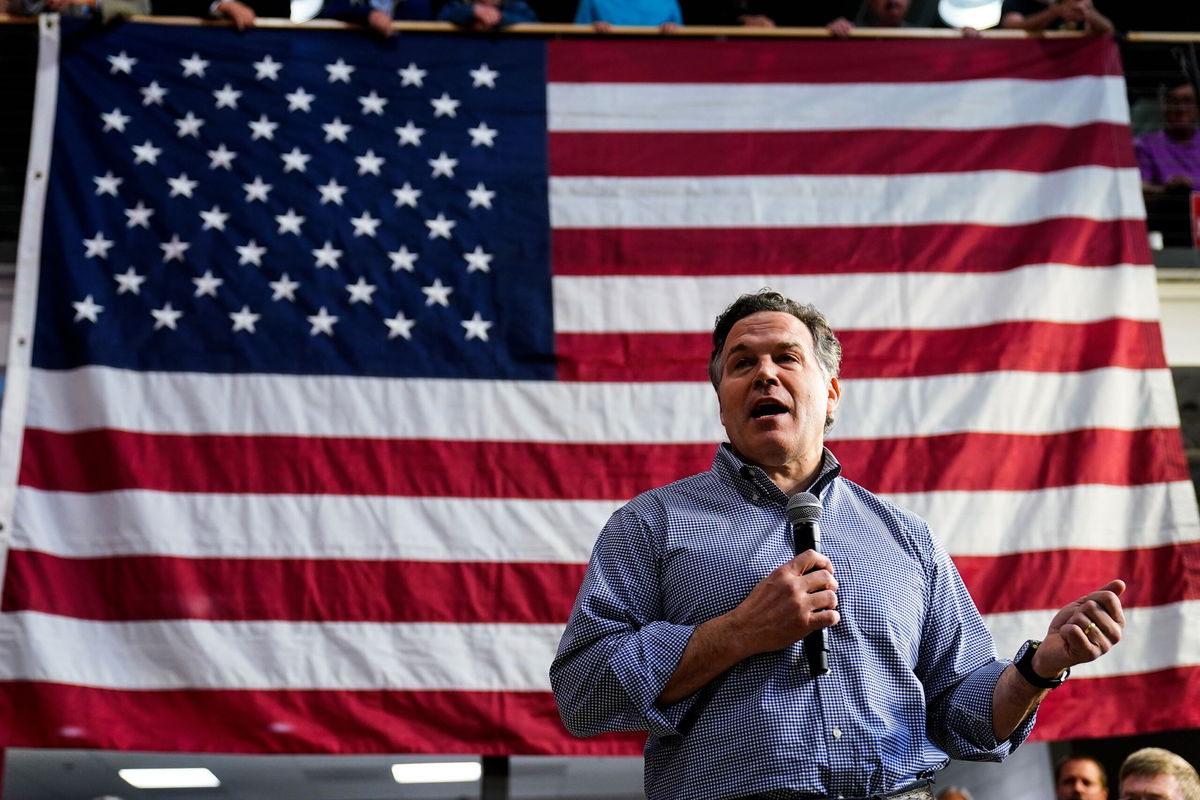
[[550, 445, 1035, 800]]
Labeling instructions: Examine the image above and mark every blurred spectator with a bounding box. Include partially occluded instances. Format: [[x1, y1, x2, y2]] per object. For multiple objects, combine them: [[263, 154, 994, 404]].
[[826, 0, 977, 36], [574, 0, 680, 32], [23, 0, 147, 19], [1000, 0, 1114, 34], [1118, 748, 1200, 800], [937, 787, 975, 800], [1056, 755, 1110, 800], [1136, 80, 1200, 247], [153, 0, 287, 29], [438, 0, 536, 27], [680, 0, 853, 26]]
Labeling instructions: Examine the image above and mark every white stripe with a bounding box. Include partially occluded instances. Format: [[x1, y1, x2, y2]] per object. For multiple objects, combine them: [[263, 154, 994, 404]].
[[547, 77, 1130, 132], [887, 482, 1200, 557], [548, 168, 1143, 229], [24, 366, 1181, 441], [12, 482, 1199, 563], [985, 600, 1200, 679], [552, 265, 1162, 333], [0, 611, 558, 691]]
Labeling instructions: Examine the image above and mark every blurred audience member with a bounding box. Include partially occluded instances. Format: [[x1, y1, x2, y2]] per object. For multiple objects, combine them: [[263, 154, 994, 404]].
[[1136, 80, 1200, 247], [1119, 748, 1200, 800], [827, 0, 909, 36], [439, 0, 536, 27], [1057, 755, 1110, 800], [937, 787, 975, 800], [1000, 0, 1114, 34], [23, 0, 147, 19], [574, 0, 680, 32]]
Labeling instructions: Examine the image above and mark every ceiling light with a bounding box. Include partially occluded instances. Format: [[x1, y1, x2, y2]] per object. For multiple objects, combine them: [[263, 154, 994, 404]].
[[118, 768, 220, 789], [391, 762, 483, 784]]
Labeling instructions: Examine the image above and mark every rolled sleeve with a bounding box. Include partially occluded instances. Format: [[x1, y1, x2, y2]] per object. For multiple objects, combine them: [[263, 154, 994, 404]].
[[932, 659, 1035, 760], [551, 507, 698, 739]]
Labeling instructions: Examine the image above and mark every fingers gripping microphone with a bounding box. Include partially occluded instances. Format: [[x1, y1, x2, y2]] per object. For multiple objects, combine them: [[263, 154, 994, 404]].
[[786, 492, 830, 677]]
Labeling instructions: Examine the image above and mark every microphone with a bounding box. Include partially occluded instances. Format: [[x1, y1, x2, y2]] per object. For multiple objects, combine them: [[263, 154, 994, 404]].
[[786, 492, 830, 677]]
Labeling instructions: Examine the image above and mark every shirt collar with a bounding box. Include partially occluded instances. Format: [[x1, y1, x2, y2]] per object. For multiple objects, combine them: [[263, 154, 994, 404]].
[[712, 443, 842, 506]]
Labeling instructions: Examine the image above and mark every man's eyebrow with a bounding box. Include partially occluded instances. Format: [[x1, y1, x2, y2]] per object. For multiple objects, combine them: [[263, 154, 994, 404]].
[[725, 340, 807, 356]]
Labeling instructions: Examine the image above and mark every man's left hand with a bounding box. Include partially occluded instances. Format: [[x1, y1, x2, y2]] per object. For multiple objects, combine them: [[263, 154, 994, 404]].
[[1032, 579, 1126, 679]]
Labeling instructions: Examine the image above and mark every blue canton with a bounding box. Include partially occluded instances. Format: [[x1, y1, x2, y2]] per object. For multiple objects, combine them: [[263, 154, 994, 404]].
[[551, 445, 1035, 800]]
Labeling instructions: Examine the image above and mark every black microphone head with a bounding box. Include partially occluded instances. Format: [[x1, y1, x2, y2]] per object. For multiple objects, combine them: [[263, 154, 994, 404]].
[[785, 492, 822, 524]]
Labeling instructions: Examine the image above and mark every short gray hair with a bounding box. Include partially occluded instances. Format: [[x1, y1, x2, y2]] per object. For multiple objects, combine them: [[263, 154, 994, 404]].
[[708, 289, 842, 388], [1120, 748, 1200, 800]]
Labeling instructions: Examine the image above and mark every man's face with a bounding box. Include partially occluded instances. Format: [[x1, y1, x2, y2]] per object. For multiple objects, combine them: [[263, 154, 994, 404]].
[[716, 311, 840, 474], [869, 0, 910, 26], [1058, 759, 1109, 800], [1164, 83, 1198, 136], [1120, 773, 1183, 800]]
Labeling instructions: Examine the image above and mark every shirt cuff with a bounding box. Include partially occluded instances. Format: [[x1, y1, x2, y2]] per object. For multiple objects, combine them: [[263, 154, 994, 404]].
[[945, 659, 1035, 756], [608, 621, 696, 739]]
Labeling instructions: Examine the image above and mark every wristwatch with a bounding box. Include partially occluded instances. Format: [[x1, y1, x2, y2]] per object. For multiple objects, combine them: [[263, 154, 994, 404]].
[[1014, 639, 1069, 689]]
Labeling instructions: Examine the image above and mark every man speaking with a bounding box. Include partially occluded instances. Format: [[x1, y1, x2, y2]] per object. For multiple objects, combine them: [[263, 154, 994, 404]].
[[550, 289, 1126, 800]]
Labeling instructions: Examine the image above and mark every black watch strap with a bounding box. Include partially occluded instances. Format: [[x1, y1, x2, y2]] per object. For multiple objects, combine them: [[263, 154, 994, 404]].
[[1015, 639, 1069, 689]]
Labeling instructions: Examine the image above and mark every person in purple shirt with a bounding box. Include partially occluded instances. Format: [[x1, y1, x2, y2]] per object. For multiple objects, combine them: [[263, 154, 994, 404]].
[[1136, 80, 1200, 247]]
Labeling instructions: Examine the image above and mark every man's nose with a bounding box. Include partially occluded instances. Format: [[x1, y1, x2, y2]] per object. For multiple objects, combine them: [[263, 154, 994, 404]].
[[754, 362, 778, 386]]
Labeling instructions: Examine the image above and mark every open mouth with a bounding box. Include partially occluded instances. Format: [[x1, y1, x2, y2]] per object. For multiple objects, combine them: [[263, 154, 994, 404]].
[[750, 400, 788, 419]]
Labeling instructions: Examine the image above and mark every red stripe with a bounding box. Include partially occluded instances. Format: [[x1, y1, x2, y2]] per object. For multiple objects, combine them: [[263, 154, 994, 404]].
[[548, 38, 1121, 83], [5, 544, 1191, 624], [556, 320, 1168, 382], [549, 125, 1135, 177], [1032, 667, 1200, 741], [956, 543, 1200, 617], [18, 428, 1190, 498], [1, 552, 587, 624], [550, 220, 1153, 275], [0, 682, 644, 754]]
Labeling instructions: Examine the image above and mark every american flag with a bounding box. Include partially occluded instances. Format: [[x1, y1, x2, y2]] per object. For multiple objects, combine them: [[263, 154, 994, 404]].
[[0, 18, 1195, 754]]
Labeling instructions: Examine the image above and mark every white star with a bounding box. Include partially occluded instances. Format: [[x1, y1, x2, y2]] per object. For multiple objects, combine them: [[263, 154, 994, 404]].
[[160, 234, 191, 262], [253, 54, 283, 81], [424, 212, 456, 239], [175, 111, 206, 138], [395, 120, 425, 147], [83, 232, 114, 259], [349, 211, 381, 238], [422, 278, 453, 307], [113, 267, 147, 295], [470, 63, 499, 88], [322, 117, 352, 143], [358, 90, 387, 115], [124, 201, 154, 228], [72, 294, 104, 323], [213, 83, 242, 109], [168, 172, 198, 198], [355, 149, 385, 176], [461, 311, 493, 341], [180, 52, 210, 78], [269, 273, 300, 301], [307, 306, 338, 336], [275, 208, 305, 235], [430, 92, 460, 118], [199, 205, 230, 231], [392, 182, 422, 208], [385, 311, 416, 340], [346, 276, 377, 304], [317, 178, 348, 206], [101, 108, 131, 133], [398, 62, 427, 87], [281, 147, 311, 173], [467, 121, 498, 148], [236, 239, 268, 266], [93, 171, 123, 196], [466, 182, 496, 209], [192, 269, 224, 298], [428, 151, 458, 179], [463, 245, 493, 273], [325, 58, 355, 83], [131, 140, 163, 165], [230, 305, 262, 333], [248, 114, 279, 141], [151, 302, 183, 330], [312, 240, 343, 268], [107, 51, 137, 74], [208, 143, 238, 170], [243, 176, 273, 203], [286, 86, 316, 112], [140, 81, 168, 106], [388, 245, 418, 272]]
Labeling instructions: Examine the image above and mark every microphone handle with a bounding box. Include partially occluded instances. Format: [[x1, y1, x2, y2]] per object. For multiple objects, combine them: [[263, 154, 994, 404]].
[[793, 519, 831, 677]]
